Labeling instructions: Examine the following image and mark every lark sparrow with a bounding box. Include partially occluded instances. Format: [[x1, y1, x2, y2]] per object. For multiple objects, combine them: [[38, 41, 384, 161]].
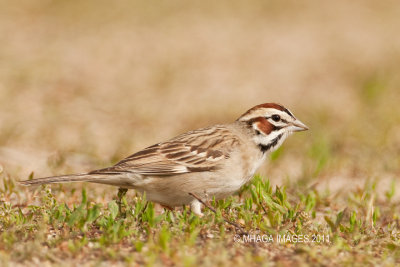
[[20, 103, 308, 216]]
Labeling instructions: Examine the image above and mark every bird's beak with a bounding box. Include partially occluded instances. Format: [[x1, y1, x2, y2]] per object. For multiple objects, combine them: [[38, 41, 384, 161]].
[[291, 119, 309, 132]]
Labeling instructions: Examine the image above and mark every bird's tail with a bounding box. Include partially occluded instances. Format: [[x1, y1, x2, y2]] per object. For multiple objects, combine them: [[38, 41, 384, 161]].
[[19, 173, 99, 186], [19, 173, 132, 187]]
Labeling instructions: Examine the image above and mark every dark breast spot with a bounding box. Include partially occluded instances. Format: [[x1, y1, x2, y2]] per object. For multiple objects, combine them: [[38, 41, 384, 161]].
[[258, 133, 283, 153]]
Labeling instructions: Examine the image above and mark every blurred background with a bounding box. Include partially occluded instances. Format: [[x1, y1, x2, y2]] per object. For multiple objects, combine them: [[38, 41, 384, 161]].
[[0, 0, 399, 203]]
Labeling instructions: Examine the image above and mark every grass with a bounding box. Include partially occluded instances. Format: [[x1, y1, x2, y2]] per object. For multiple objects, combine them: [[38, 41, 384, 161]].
[[0, 173, 399, 266]]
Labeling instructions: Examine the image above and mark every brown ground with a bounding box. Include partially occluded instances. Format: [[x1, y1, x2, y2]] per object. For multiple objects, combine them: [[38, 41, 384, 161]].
[[0, 0, 399, 205]]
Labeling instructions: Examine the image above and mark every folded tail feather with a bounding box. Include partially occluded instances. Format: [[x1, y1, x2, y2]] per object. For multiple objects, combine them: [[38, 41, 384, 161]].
[[19, 173, 134, 187]]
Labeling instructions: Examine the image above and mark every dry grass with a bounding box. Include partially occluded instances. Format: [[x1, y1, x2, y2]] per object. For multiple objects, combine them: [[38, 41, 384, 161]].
[[0, 0, 400, 266]]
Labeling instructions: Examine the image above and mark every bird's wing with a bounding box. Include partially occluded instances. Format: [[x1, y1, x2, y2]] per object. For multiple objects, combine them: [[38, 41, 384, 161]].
[[90, 126, 239, 176]]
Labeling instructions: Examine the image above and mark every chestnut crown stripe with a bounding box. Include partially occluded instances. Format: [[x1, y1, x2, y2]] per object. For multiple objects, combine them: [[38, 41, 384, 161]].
[[238, 103, 295, 120]]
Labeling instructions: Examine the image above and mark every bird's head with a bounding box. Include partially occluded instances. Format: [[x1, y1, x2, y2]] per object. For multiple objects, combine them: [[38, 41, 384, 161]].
[[237, 103, 308, 153]]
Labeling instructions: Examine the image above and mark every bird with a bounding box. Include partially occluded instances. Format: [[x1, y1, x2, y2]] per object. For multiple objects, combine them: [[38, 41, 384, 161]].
[[20, 103, 308, 216]]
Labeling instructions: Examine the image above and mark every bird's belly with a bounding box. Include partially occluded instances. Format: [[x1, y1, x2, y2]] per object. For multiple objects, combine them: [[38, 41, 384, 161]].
[[133, 151, 264, 207], [137, 172, 249, 207]]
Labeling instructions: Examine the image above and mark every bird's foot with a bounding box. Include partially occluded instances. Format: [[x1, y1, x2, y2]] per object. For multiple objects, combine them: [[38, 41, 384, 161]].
[[190, 199, 204, 217]]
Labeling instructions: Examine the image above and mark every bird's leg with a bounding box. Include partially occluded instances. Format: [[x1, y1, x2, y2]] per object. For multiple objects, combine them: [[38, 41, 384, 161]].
[[117, 187, 128, 217], [190, 199, 204, 217]]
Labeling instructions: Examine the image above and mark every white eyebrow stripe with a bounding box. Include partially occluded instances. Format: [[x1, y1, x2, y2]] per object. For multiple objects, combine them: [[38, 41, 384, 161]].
[[239, 108, 285, 121]]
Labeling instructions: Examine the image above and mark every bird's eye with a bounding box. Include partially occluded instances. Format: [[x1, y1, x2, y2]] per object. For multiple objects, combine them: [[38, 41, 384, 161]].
[[271, 115, 281, 122]]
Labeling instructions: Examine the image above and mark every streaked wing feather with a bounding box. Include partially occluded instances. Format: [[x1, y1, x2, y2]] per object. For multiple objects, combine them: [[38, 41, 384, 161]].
[[91, 126, 238, 176]]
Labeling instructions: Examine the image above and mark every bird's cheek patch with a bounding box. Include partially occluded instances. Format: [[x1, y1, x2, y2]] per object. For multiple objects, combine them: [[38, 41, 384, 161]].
[[256, 119, 274, 135]]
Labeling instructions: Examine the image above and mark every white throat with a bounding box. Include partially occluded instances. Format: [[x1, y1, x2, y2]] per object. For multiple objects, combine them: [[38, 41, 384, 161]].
[[254, 130, 290, 153]]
